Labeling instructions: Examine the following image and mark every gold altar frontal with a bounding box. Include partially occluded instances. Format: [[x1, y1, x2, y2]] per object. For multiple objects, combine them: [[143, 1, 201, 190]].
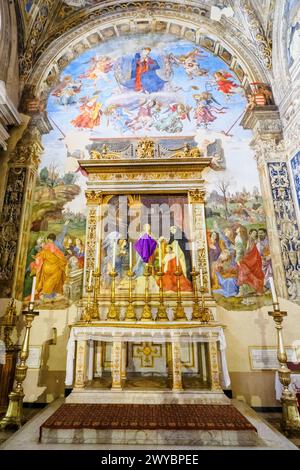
[[66, 140, 228, 401]]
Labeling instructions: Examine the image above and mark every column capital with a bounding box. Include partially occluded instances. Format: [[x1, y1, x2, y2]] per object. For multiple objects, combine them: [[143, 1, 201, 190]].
[[188, 188, 206, 204], [85, 190, 103, 205], [241, 106, 282, 139]]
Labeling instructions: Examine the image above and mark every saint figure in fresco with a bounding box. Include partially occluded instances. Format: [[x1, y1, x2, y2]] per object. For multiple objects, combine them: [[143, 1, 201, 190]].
[[31, 233, 68, 299], [123, 48, 166, 93], [161, 245, 193, 293], [168, 225, 192, 281]]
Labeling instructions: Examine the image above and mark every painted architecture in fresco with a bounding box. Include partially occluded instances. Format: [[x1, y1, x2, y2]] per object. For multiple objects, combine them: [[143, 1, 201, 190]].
[[287, 0, 300, 68], [24, 33, 272, 310]]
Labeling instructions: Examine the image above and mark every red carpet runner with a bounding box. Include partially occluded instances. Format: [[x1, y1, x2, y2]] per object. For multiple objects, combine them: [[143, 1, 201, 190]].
[[40, 404, 256, 432]]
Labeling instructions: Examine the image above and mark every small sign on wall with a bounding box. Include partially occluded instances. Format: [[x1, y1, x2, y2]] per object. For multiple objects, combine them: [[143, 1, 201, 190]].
[[17, 345, 42, 369], [249, 346, 296, 370]]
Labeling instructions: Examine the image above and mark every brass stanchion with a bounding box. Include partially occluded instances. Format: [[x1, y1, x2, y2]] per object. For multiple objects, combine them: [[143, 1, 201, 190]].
[[141, 263, 152, 321], [107, 269, 119, 321], [0, 302, 39, 429], [268, 302, 300, 435], [125, 269, 135, 321], [156, 270, 168, 321]]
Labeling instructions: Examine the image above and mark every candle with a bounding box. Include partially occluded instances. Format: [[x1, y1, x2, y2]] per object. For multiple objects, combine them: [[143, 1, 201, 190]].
[[269, 276, 278, 304], [112, 240, 116, 269], [159, 241, 162, 269], [129, 242, 132, 269], [30, 276, 36, 303], [88, 270, 93, 288], [199, 268, 204, 287], [175, 242, 179, 267]]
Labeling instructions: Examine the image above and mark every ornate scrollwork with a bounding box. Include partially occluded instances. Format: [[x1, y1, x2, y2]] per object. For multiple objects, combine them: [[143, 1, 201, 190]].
[[136, 139, 155, 159], [171, 143, 202, 159], [90, 146, 121, 160]]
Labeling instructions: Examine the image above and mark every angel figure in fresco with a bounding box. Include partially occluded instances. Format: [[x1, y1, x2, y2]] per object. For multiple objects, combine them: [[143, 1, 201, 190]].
[[213, 71, 239, 97], [193, 92, 227, 128], [169, 48, 208, 80], [122, 47, 167, 94], [71, 97, 102, 129], [79, 55, 114, 84], [51, 75, 82, 106]]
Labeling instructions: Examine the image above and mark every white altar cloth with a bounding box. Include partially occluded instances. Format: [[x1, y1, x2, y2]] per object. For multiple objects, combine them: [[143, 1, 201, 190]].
[[65, 323, 230, 388]]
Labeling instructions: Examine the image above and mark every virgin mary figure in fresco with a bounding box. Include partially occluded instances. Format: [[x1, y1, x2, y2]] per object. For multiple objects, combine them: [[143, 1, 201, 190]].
[[123, 48, 166, 93]]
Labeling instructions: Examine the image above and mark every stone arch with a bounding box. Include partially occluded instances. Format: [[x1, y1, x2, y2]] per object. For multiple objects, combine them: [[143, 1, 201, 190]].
[[22, 7, 270, 107]]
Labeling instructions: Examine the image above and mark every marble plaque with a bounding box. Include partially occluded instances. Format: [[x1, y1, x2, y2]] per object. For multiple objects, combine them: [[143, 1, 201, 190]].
[[249, 347, 295, 370]]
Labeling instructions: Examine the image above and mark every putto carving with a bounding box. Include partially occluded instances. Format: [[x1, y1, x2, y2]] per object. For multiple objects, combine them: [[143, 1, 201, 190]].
[[172, 144, 202, 159]]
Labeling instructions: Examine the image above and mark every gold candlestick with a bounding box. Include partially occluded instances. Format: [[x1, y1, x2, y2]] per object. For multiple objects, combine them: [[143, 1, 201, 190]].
[[0, 302, 39, 429], [156, 271, 168, 321], [191, 269, 201, 321], [91, 269, 100, 320], [1, 299, 17, 351], [141, 263, 152, 321], [174, 266, 186, 321], [125, 269, 135, 321], [107, 269, 119, 321], [268, 303, 300, 435], [81, 284, 93, 322], [199, 286, 210, 323]]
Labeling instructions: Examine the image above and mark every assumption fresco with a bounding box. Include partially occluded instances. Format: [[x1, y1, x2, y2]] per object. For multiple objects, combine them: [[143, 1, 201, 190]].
[[23, 33, 273, 310]]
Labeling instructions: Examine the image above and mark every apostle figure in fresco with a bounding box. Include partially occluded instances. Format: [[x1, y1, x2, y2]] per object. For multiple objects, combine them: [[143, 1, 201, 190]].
[[256, 228, 272, 289], [31, 233, 68, 300], [71, 97, 102, 129], [236, 228, 265, 296], [123, 48, 166, 94]]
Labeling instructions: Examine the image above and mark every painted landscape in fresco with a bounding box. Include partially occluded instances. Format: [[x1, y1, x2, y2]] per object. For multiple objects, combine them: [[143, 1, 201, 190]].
[[24, 33, 272, 310], [205, 179, 272, 310]]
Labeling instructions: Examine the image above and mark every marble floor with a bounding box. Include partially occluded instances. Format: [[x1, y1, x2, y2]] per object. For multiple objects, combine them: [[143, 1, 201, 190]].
[[0, 399, 298, 450]]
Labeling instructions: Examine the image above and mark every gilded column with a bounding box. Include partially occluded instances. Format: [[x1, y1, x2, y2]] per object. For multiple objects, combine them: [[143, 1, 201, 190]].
[[188, 189, 211, 294], [0, 114, 51, 298], [171, 341, 183, 391], [166, 342, 173, 380], [121, 342, 127, 380], [207, 341, 222, 391], [74, 338, 88, 388], [111, 341, 122, 390]]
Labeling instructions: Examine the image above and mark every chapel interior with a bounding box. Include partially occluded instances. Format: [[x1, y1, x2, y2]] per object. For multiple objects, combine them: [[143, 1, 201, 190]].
[[0, 0, 300, 450]]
